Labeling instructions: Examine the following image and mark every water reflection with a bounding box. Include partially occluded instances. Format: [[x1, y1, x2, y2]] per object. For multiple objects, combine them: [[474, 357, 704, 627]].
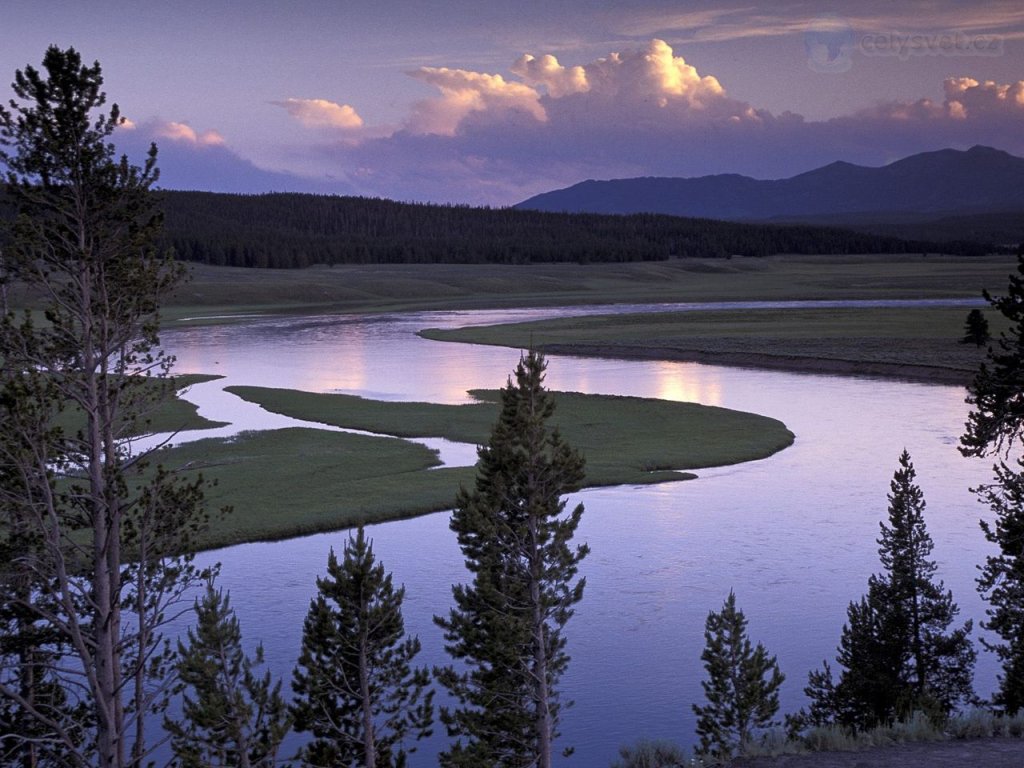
[[652, 360, 724, 405], [158, 306, 996, 767]]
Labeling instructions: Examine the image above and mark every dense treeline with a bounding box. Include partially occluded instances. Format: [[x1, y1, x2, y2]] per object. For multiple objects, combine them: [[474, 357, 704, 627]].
[[158, 191, 988, 268]]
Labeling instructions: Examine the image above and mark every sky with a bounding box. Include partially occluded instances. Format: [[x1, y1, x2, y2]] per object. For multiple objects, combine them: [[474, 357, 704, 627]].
[[2, 0, 1023, 205]]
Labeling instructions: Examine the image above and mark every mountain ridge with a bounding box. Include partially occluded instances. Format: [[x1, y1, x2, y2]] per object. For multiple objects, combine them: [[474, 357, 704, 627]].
[[515, 147, 1024, 228]]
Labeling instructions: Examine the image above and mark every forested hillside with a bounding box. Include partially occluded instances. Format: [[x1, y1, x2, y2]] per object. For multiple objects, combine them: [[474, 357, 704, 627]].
[[158, 191, 985, 268]]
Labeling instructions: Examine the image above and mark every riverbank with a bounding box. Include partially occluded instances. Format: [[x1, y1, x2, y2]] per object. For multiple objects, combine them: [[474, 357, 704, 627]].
[[421, 305, 993, 387], [139, 255, 1012, 386], [526, 343, 974, 386], [156, 254, 1013, 324]]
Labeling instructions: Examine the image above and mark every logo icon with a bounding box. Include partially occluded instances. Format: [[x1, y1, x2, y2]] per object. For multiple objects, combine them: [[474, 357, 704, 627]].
[[805, 16, 855, 73]]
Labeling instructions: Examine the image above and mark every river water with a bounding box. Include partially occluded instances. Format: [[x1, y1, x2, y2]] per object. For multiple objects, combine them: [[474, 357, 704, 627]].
[[159, 303, 997, 766]]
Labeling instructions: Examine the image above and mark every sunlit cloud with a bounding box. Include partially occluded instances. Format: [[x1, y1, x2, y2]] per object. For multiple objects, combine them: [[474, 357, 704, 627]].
[[139, 35, 1024, 205], [405, 67, 547, 136], [154, 120, 225, 147], [856, 76, 1024, 121], [272, 98, 364, 130], [510, 53, 589, 97], [264, 37, 1024, 204], [580, 39, 726, 107]]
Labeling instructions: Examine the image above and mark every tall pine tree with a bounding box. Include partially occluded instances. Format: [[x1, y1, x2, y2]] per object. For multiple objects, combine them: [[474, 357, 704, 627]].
[[802, 452, 975, 729], [166, 584, 291, 768], [0, 46, 210, 767], [693, 591, 784, 759], [960, 254, 1024, 713], [435, 350, 588, 768], [975, 461, 1024, 713], [291, 527, 433, 768], [962, 254, 1024, 457]]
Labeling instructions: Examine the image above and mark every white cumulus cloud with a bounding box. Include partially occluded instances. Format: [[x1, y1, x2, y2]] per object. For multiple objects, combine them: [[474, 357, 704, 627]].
[[510, 53, 589, 97], [273, 98, 364, 130], [405, 67, 547, 136], [154, 121, 225, 147]]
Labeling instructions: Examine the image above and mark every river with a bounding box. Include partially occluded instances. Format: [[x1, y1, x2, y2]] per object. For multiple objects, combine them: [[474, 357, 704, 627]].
[[159, 303, 996, 766]]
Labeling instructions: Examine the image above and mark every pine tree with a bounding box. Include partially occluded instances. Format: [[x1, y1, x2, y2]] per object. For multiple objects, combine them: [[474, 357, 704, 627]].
[[291, 527, 433, 768], [166, 584, 291, 768], [962, 309, 990, 347], [831, 579, 907, 730], [960, 256, 1024, 714], [877, 451, 974, 716], [962, 254, 1024, 457], [976, 460, 1024, 714], [802, 452, 975, 730], [0, 46, 209, 767], [693, 591, 784, 759], [435, 350, 588, 768]]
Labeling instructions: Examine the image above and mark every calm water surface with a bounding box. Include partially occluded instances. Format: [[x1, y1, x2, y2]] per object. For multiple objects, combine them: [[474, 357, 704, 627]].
[[159, 306, 996, 766]]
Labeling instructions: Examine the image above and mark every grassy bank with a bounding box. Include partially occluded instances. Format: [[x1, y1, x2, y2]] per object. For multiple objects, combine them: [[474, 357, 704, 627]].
[[159, 254, 1014, 324], [157, 386, 794, 549], [55, 373, 227, 438], [421, 306, 996, 384], [157, 428, 472, 549]]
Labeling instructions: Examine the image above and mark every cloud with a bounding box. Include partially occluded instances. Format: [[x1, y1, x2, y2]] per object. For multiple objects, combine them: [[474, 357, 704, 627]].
[[510, 53, 589, 97], [326, 37, 1024, 204], [272, 98, 364, 130], [166, 38, 1024, 205], [153, 121, 225, 147], [405, 67, 546, 135], [621, 1, 1024, 44], [113, 119, 352, 195], [855, 76, 1024, 121], [578, 38, 727, 108], [944, 77, 1024, 116]]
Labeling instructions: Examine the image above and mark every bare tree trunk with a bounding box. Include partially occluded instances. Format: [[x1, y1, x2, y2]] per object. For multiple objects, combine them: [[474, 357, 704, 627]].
[[529, 515, 552, 768], [360, 633, 377, 768]]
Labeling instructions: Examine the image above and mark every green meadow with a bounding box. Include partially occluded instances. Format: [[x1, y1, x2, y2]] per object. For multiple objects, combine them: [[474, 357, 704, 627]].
[[54, 373, 227, 438], [154, 386, 794, 549], [421, 306, 996, 383], [160, 254, 1014, 324]]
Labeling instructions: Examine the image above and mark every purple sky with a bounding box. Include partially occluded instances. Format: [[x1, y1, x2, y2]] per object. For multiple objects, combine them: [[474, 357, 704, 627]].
[[3, 0, 1023, 204]]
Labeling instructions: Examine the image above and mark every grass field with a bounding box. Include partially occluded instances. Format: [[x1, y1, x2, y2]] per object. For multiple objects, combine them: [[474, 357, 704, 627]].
[[155, 386, 794, 549], [159, 254, 1016, 324], [420, 306, 997, 384], [154, 427, 472, 549], [54, 373, 227, 438]]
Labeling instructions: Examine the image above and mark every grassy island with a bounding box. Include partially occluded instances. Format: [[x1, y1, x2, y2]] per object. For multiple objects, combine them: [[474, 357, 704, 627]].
[[153, 386, 794, 549]]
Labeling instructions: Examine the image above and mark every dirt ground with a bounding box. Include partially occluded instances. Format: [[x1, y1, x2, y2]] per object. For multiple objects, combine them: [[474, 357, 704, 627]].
[[733, 738, 1024, 767]]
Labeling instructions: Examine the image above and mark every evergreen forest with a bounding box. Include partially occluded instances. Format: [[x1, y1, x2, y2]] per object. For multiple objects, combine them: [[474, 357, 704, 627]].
[[156, 191, 992, 268]]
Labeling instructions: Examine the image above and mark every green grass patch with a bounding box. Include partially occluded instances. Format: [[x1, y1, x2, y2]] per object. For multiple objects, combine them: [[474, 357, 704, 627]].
[[420, 306, 996, 381], [149, 384, 792, 548], [156, 427, 475, 550], [225, 385, 794, 487], [157, 254, 1014, 324], [53, 373, 227, 438]]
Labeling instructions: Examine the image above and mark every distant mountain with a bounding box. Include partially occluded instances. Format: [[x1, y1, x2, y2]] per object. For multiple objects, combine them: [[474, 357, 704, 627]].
[[515, 147, 1024, 242]]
